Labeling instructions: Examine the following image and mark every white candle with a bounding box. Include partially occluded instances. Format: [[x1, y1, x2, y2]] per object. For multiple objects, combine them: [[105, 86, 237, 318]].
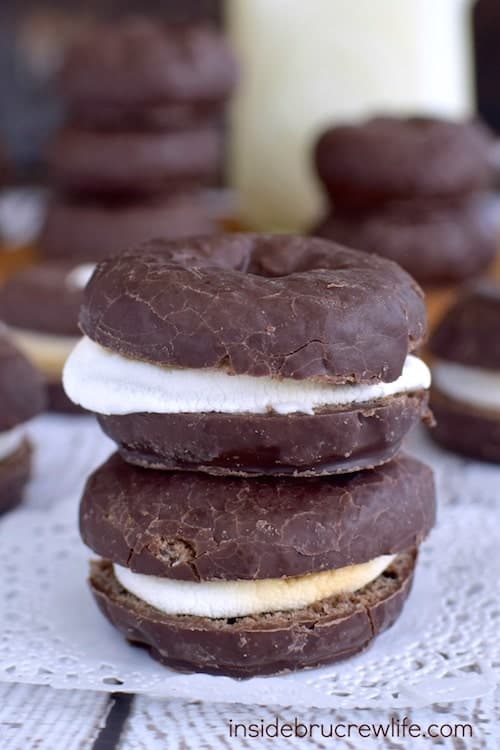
[[227, 0, 474, 232]]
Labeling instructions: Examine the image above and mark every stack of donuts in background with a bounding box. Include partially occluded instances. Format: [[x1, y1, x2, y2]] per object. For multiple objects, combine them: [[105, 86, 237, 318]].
[[428, 280, 500, 463], [39, 17, 238, 264], [312, 116, 500, 290], [0, 18, 238, 413], [62, 234, 437, 677]]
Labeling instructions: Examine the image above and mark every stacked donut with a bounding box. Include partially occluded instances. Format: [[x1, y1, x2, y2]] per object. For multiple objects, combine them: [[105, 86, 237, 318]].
[[63, 234, 436, 677], [0, 262, 94, 412], [0, 334, 45, 514], [429, 281, 500, 462], [40, 18, 238, 264], [313, 116, 499, 287]]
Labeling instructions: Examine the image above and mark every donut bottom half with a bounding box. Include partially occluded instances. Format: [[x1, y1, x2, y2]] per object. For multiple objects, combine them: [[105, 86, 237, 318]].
[[0, 439, 32, 515], [89, 550, 417, 678], [98, 392, 431, 477], [430, 388, 500, 463]]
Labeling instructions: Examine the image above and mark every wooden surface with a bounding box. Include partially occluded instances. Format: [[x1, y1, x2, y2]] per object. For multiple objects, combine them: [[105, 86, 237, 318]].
[[0, 244, 37, 282], [0, 683, 497, 749]]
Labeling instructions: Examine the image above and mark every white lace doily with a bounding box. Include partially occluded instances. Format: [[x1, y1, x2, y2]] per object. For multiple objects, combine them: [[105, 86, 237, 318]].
[[0, 416, 499, 710]]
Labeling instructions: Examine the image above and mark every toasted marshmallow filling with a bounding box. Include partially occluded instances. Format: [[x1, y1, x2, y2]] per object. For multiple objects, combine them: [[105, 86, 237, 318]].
[[9, 328, 79, 380], [113, 555, 395, 619], [0, 425, 24, 462], [63, 336, 430, 416], [433, 360, 500, 411]]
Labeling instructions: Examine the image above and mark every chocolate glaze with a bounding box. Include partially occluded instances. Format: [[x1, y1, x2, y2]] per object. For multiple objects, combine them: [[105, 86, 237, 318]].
[[68, 100, 225, 133], [40, 193, 217, 264], [315, 116, 494, 210], [0, 440, 32, 515], [81, 235, 427, 383], [89, 551, 416, 677], [48, 125, 221, 196], [79, 452, 436, 582], [313, 194, 499, 286], [60, 20, 238, 108], [0, 335, 46, 430], [0, 263, 84, 337], [430, 387, 500, 463], [98, 392, 431, 477], [430, 281, 500, 370]]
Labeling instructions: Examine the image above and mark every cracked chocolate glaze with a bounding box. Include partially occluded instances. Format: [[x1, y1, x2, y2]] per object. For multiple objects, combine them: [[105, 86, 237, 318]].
[[79, 453, 435, 582], [315, 116, 494, 210], [430, 281, 500, 370], [0, 336, 46, 430], [0, 440, 32, 515], [60, 20, 238, 108], [0, 263, 84, 337], [81, 235, 427, 383], [89, 551, 416, 677], [98, 391, 431, 476]]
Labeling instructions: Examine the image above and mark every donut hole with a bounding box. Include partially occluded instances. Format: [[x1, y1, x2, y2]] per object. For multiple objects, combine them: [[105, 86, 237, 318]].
[[243, 237, 361, 279]]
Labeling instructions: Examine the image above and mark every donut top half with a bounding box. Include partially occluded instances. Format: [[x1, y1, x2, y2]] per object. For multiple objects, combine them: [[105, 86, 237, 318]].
[[58, 17, 238, 138], [79, 235, 426, 383], [0, 262, 94, 338], [0, 334, 46, 431], [315, 116, 494, 210], [60, 19, 238, 113], [80, 452, 436, 582]]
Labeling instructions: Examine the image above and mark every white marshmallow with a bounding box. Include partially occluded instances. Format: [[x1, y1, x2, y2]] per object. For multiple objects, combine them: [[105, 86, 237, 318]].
[[433, 360, 500, 411], [66, 264, 96, 290], [63, 337, 431, 416], [0, 425, 24, 462], [114, 555, 395, 619]]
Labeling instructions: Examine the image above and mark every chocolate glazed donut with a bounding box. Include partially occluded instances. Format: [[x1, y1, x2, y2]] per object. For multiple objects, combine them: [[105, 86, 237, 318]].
[[80, 452, 435, 676], [79, 235, 430, 476]]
